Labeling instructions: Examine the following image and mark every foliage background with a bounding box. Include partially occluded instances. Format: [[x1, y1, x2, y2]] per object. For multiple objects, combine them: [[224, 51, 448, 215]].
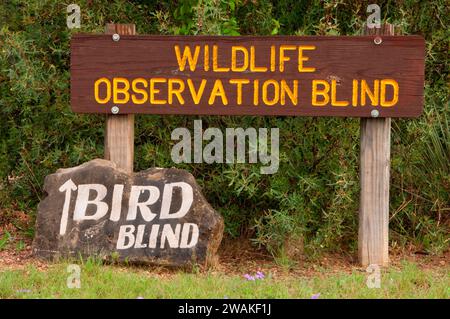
[[0, 0, 448, 260]]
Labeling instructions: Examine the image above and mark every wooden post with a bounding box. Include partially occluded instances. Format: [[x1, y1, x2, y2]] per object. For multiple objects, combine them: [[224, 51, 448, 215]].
[[104, 23, 135, 173], [358, 24, 395, 267]]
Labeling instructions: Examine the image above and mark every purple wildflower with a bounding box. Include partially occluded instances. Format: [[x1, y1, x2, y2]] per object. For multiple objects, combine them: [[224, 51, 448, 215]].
[[244, 274, 255, 281], [255, 271, 265, 279], [311, 293, 321, 299]]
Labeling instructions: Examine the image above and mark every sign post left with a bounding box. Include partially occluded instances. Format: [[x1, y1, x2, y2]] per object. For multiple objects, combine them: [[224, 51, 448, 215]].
[[104, 23, 135, 173]]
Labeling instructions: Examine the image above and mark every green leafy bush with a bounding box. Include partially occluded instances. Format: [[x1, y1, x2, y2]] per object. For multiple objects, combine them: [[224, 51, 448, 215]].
[[0, 0, 448, 259]]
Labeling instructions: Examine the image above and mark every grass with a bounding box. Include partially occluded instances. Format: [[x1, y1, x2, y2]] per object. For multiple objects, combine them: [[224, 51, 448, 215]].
[[0, 260, 448, 299]]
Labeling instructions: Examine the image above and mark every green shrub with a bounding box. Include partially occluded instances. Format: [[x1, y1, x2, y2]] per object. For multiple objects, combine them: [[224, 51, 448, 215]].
[[0, 0, 448, 259]]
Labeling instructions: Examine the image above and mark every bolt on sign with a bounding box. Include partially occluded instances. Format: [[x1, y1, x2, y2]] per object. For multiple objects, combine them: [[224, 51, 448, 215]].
[[71, 35, 425, 117]]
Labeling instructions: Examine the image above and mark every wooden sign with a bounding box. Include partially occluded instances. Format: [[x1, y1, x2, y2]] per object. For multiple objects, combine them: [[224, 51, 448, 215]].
[[71, 35, 425, 117]]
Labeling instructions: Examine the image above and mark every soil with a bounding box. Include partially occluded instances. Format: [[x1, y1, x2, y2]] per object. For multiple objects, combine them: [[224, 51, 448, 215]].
[[0, 232, 448, 278]]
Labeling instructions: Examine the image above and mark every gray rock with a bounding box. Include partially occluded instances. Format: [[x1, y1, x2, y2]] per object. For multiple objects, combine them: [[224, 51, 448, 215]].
[[32, 159, 224, 267]]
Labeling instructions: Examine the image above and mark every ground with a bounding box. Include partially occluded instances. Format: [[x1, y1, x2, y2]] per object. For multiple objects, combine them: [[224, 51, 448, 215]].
[[0, 234, 448, 299]]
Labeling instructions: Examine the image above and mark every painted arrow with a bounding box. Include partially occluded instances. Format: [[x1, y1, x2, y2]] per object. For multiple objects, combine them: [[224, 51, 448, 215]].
[[58, 178, 77, 236]]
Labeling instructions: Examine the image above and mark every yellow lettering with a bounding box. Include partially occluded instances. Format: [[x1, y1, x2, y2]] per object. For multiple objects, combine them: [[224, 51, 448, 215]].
[[187, 79, 207, 104], [279, 45, 296, 72], [298, 46, 316, 72], [94, 77, 111, 104], [250, 46, 267, 72], [331, 80, 349, 106], [352, 79, 358, 107], [113, 77, 130, 104], [380, 79, 399, 107], [231, 46, 249, 72], [253, 79, 259, 105], [270, 45, 276, 72], [131, 78, 148, 104], [229, 79, 250, 105], [204, 45, 209, 71], [168, 78, 185, 105], [312, 80, 330, 106], [361, 80, 379, 106], [174, 45, 200, 71], [208, 79, 228, 105], [280, 80, 298, 105], [213, 45, 230, 72], [150, 78, 167, 105], [262, 80, 279, 106]]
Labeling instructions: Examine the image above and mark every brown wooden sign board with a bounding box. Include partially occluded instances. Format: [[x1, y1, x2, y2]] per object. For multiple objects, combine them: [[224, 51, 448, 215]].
[[70, 35, 425, 117]]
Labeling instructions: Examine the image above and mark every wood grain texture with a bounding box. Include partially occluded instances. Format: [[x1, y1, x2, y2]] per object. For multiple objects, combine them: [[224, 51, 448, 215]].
[[104, 24, 135, 173], [70, 34, 425, 117], [358, 24, 393, 267]]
